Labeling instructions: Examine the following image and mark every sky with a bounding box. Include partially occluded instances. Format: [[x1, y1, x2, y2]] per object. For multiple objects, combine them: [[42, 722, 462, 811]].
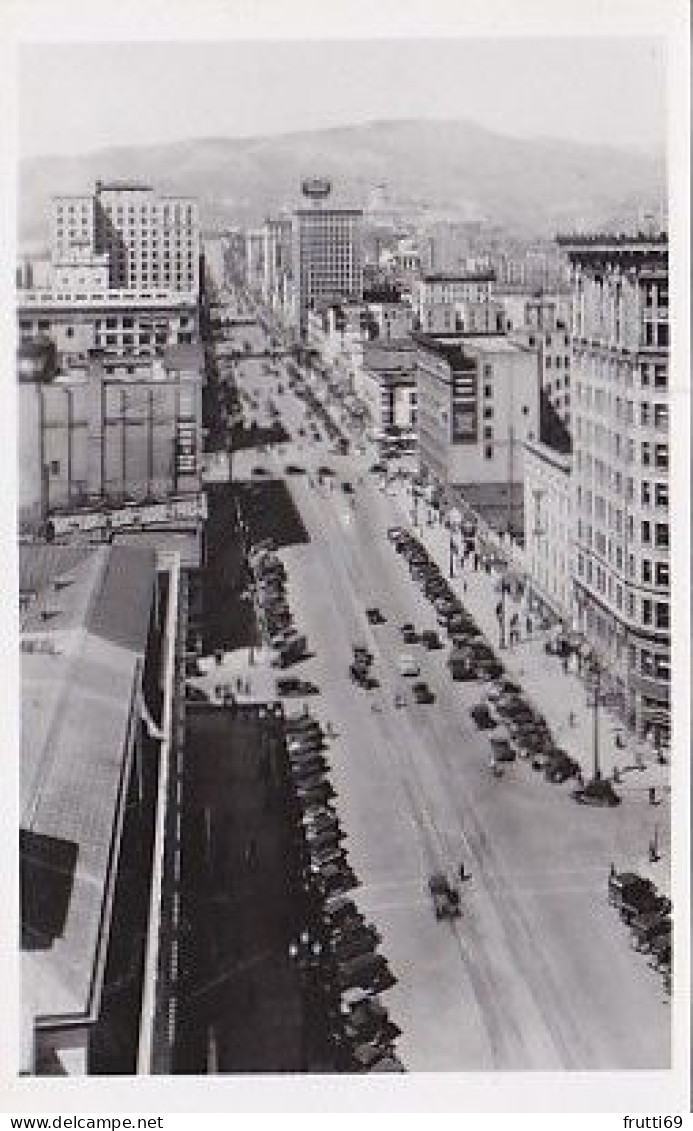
[[18, 37, 667, 161]]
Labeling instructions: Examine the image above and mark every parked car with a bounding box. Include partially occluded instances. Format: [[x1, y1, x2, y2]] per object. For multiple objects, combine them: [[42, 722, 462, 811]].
[[420, 629, 443, 650], [412, 681, 435, 704], [400, 624, 419, 644], [490, 736, 516, 763], [471, 702, 497, 729], [276, 676, 320, 697], [397, 653, 420, 677]]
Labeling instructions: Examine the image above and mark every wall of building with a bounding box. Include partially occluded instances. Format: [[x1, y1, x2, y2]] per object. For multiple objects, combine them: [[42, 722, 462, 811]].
[[523, 440, 573, 620]]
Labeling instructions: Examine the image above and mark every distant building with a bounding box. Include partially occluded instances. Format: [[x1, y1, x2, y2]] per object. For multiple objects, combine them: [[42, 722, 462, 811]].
[[50, 181, 200, 296], [558, 232, 669, 740], [262, 217, 293, 307], [415, 333, 539, 536], [414, 271, 495, 334], [504, 292, 573, 429], [292, 179, 363, 338], [351, 340, 418, 443], [245, 228, 265, 294]]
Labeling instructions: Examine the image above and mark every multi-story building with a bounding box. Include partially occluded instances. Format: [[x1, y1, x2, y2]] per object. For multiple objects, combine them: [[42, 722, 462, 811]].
[[17, 287, 198, 367], [351, 340, 418, 445], [557, 232, 669, 740], [415, 333, 540, 536], [18, 344, 204, 534], [292, 178, 363, 338], [504, 292, 573, 428], [262, 217, 292, 307], [50, 181, 200, 296], [245, 228, 266, 294], [523, 437, 573, 623]]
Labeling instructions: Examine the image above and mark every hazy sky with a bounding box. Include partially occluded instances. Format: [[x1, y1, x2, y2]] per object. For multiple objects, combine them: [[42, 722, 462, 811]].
[[19, 38, 666, 160]]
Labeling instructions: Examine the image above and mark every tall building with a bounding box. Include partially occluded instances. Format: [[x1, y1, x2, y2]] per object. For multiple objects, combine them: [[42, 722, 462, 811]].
[[50, 181, 200, 296], [292, 178, 363, 338], [557, 232, 669, 740], [262, 217, 292, 306], [415, 333, 540, 536]]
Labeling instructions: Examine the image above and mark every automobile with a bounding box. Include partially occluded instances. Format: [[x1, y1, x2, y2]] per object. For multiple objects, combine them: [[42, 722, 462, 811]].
[[335, 953, 395, 994], [572, 778, 621, 807], [341, 481, 355, 494], [420, 629, 443, 650], [400, 624, 419, 645], [471, 702, 497, 729], [544, 753, 580, 783], [397, 653, 420, 678], [428, 873, 461, 920], [251, 465, 269, 477], [412, 681, 435, 704], [350, 662, 377, 689], [366, 607, 386, 625], [285, 463, 305, 475], [271, 634, 308, 668], [371, 462, 388, 475], [387, 525, 406, 541], [318, 465, 336, 478], [489, 736, 516, 762], [276, 677, 320, 697]]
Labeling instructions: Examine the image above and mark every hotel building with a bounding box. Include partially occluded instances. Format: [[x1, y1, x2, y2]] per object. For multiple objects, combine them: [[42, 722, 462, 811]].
[[557, 233, 669, 739]]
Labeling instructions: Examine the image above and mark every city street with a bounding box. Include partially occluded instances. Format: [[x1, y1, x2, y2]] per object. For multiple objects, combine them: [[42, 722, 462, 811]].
[[224, 327, 671, 1071]]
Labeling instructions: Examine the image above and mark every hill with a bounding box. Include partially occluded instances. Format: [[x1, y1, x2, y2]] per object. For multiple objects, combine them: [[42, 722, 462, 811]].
[[18, 118, 665, 249]]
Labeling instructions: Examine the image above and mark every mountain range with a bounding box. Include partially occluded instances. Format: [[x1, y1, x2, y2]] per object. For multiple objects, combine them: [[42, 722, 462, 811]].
[[18, 118, 666, 250]]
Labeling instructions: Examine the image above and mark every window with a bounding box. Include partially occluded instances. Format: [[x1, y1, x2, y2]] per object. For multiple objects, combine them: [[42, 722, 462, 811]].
[[654, 404, 668, 429], [654, 655, 670, 680], [483, 426, 493, 439], [484, 384, 493, 398], [545, 356, 552, 369], [49, 460, 60, 475], [641, 442, 652, 467], [640, 402, 651, 426], [641, 649, 654, 677], [641, 481, 651, 506], [483, 406, 493, 419], [106, 317, 117, 330], [122, 316, 134, 329], [655, 483, 668, 508], [655, 523, 669, 548], [655, 562, 669, 587], [655, 444, 669, 470], [484, 445, 493, 460], [65, 326, 74, 338], [654, 365, 667, 389], [641, 520, 651, 545], [642, 598, 653, 626], [656, 603, 670, 630], [642, 559, 652, 584]]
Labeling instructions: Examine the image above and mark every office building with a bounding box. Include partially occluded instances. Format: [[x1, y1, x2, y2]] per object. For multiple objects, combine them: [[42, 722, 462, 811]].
[[292, 178, 363, 338], [523, 438, 573, 623], [50, 182, 200, 296], [415, 333, 540, 536], [262, 218, 293, 307], [557, 232, 669, 739]]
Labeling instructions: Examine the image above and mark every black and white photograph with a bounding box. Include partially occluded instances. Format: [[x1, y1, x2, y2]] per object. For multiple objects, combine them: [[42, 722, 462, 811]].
[[4, 0, 690, 1116]]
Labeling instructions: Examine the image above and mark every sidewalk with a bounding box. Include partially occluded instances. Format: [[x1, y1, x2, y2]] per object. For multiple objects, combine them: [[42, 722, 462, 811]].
[[388, 481, 670, 805]]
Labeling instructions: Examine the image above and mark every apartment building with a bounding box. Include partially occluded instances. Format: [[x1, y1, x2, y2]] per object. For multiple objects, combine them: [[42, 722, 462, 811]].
[[557, 232, 669, 739]]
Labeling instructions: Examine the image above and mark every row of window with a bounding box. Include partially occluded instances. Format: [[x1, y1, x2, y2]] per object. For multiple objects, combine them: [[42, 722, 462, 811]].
[[578, 557, 670, 628]]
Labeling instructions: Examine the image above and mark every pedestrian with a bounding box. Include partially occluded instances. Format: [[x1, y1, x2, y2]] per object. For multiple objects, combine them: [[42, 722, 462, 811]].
[[568, 710, 576, 728], [526, 615, 533, 636], [236, 675, 243, 693]]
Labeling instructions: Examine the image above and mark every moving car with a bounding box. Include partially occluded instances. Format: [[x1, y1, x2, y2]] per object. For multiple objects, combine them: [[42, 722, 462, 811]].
[[366, 607, 386, 625], [412, 681, 435, 704], [428, 873, 461, 920], [420, 629, 443, 650], [471, 702, 497, 729], [276, 676, 320, 697]]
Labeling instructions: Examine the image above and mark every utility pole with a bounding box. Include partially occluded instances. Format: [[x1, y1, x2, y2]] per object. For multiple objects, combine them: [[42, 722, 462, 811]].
[[591, 661, 601, 782]]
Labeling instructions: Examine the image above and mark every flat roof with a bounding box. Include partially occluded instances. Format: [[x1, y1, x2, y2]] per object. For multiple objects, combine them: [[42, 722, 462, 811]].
[[422, 272, 495, 284], [21, 544, 156, 1027]]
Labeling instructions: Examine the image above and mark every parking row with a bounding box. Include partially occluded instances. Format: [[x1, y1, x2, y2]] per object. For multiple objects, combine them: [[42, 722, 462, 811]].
[[608, 870, 672, 997], [386, 524, 621, 803]]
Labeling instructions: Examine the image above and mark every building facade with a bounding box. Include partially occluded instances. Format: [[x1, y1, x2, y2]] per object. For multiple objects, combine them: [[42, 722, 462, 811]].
[[50, 181, 200, 296], [523, 438, 573, 622], [19, 349, 203, 530], [558, 233, 669, 739], [292, 183, 363, 338], [351, 340, 418, 439]]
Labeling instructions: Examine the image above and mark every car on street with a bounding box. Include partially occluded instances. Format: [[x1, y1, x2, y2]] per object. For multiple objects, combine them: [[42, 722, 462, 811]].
[[397, 653, 420, 677], [341, 481, 355, 494], [366, 607, 386, 624], [276, 677, 320, 697], [489, 736, 517, 762], [428, 873, 461, 920], [400, 624, 419, 644], [471, 702, 497, 729], [420, 629, 443, 650], [412, 681, 435, 704], [252, 465, 269, 477], [285, 463, 305, 475]]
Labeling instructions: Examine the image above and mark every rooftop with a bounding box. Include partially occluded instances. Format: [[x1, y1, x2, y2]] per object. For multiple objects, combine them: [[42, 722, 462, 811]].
[[21, 543, 156, 1028], [422, 272, 496, 284]]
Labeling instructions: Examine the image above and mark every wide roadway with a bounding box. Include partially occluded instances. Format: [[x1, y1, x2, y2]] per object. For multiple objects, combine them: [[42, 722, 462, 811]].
[[227, 342, 670, 1071]]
